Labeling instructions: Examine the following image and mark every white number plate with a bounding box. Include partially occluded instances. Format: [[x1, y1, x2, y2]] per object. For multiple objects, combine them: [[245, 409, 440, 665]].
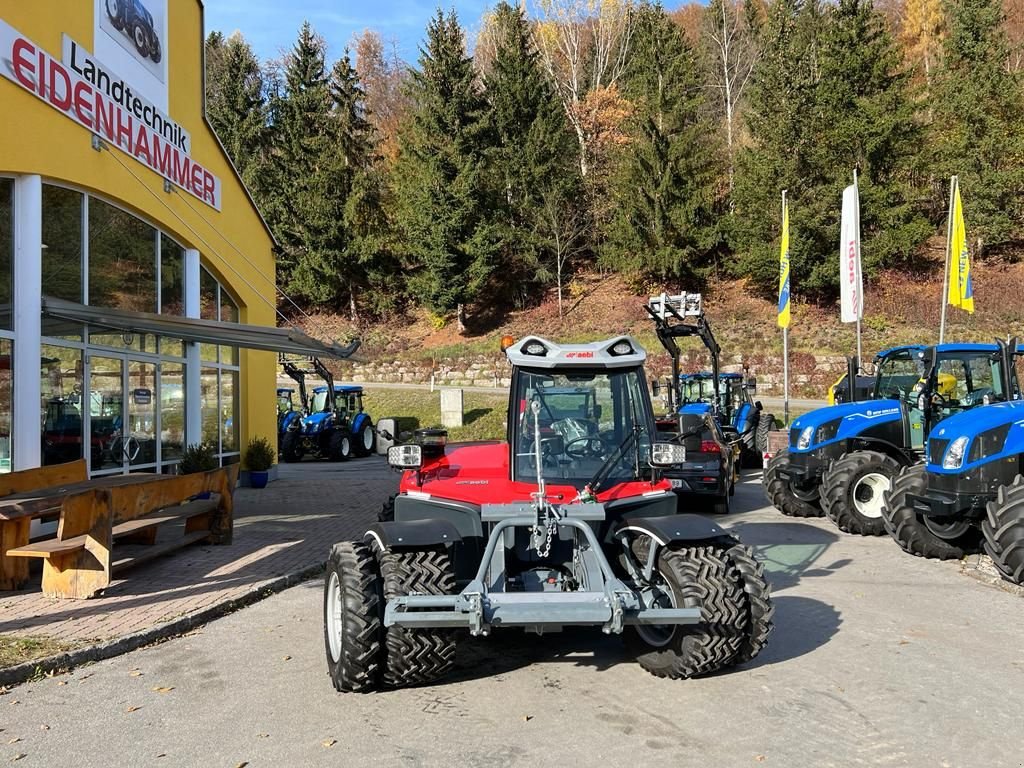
[[669, 479, 684, 489]]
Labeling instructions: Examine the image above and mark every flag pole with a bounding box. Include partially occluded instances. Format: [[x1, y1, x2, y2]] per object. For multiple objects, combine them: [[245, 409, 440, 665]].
[[939, 175, 957, 344], [782, 189, 790, 426], [853, 169, 862, 367]]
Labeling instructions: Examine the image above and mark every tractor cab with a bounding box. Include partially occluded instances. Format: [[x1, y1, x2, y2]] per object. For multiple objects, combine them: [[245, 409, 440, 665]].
[[276, 387, 301, 438]]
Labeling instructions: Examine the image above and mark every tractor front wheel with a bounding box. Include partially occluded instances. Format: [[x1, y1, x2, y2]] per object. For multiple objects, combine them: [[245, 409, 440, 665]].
[[755, 412, 774, 455], [820, 451, 900, 536], [355, 421, 375, 457], [281, 431, 303, 463], [377, 547, 456, 687], [627, 538, 757, 679], [323, 541, 383, 692], [983, 476, 1024, 584], [764, 449, 823, 518], [882, 465, 980, 560], [329, 430, 353, 461]]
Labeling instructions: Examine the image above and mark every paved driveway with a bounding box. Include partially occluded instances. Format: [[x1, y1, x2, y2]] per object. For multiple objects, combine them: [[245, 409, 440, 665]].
[[1, 471, 1021, 767]]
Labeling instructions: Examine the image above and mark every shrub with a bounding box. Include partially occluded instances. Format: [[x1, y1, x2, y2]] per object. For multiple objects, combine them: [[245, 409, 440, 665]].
[[244, 436, 275, 472], [178, 442, 218, 474]]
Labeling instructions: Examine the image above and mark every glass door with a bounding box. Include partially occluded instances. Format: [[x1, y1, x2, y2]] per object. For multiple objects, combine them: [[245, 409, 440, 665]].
[[87, 355, 124, 474], [86, 355, 161, 473]]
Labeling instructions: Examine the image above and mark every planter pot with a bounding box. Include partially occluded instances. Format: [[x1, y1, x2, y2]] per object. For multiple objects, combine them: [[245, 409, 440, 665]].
[[248, 470, 269, 489]]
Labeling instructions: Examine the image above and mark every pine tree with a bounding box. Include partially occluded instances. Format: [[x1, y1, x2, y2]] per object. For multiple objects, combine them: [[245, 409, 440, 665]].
[[603, 3, 721, 281], [392, 11, 495, 330], [204, 31, 269, 191], [931, 0, 1024, 250], [733, 0, 927, 299], [483, 1, 580, 309]]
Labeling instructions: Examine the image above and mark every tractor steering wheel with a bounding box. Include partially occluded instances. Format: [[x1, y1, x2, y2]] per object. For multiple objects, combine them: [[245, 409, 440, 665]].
[[564, 436, 608, 459]]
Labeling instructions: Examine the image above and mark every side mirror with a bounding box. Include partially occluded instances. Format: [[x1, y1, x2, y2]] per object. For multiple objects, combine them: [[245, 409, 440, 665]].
[[650, 379, 661, 397], [745, 378, 758, 393], [388, 444, 422, 469], [650, 442, 686, 467]]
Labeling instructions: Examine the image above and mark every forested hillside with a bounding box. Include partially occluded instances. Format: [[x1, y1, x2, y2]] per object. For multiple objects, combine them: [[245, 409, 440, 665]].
[[205, 0, 1024, 333]]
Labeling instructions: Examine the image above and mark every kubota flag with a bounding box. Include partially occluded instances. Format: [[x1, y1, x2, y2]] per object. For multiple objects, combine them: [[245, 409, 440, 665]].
[[947, 181, 974, 314], [839, 184, 863, 324]]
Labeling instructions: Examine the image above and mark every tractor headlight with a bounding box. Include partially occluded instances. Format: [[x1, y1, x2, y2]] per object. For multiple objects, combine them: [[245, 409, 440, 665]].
[[796, 425, 815, 450], [388, 445, 422, 469], [942, 436, 969, 470]]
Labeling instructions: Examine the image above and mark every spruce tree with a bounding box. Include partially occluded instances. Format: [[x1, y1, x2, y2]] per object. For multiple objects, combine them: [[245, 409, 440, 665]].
[[931, 0, 1024, 249], [604, 3, 720, 281], [204, 31, 268, 191], [483, 1, 580, 307], [392, 11, 495, 330]]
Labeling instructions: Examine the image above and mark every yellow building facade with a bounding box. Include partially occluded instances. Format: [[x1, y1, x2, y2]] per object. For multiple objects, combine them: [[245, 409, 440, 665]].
[[0, 1, 278, 476]]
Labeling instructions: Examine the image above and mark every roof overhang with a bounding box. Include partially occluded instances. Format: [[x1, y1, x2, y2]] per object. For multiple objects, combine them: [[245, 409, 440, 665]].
[[41, 297, 359, 359]]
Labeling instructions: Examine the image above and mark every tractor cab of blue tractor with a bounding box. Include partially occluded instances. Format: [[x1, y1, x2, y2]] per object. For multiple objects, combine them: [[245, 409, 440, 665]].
[[765, 340, 1019, 535], [277, 388, 301, 436]]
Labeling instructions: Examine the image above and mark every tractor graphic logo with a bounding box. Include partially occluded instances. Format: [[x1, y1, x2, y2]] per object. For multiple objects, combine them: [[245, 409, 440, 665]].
[[104, 0, 162, 63]]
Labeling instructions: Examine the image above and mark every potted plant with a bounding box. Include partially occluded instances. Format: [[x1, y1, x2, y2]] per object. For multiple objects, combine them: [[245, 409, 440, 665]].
[[243, 436, 275, 489]]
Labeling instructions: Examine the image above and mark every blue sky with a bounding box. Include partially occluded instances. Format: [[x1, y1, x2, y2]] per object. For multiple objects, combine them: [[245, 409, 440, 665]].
[[204, 0, 500, 65]]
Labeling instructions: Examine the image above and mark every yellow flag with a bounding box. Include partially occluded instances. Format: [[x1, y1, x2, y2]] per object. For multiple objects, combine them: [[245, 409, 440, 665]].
[[778, 197, 791, 329], [947, 182, 974, 313]]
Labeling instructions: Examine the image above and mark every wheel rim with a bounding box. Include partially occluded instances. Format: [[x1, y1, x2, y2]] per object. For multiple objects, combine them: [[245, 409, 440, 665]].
[[342, 437, 350, 456], [134, 27, 146, 50], [326, 571, 343, 663], [363, 428, 373, 451], [852, 472, 891, 519], [105, 0, 119, 17], [635, 575, 678, 648], [924, 516, 972, 541]]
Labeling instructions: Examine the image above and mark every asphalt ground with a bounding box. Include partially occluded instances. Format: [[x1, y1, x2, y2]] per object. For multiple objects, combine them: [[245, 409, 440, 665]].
[[1, 471, 1022, 767]]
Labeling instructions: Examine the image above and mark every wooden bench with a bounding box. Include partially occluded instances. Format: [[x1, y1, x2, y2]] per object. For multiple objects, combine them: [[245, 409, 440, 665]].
[[0, 464, 239, 599]]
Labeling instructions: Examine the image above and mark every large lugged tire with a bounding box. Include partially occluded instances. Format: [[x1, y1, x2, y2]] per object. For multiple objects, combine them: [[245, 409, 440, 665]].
[[626, 542, 747, 679], [378, 494, 396, 522], [763, 448, 823, 517], [983, 476, 1024, 584], [355, 420, 375, 457], [882, 465, 979, 560], [329, 429, 352, 461], [323, 541, 383, 693], [820, 451, 901, 536], [281, 431, 302, 463], [377, 547, 456, 687], [725, 541, 774, 663], [755, 412, 774, 454]]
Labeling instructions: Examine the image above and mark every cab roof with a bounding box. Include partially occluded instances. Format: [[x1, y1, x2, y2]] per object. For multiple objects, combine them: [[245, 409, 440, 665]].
[[312, 384, 364, 394], [505, 336, 646, 369], [680, 372, 743, 380]]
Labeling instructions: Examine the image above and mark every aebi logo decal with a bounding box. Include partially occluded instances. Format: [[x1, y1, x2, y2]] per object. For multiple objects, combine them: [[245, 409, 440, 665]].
[[0, 20, 222, 210]]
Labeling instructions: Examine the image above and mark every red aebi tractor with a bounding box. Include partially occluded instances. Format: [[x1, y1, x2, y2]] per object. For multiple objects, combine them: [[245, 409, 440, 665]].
[[323, 336, 773, 692]]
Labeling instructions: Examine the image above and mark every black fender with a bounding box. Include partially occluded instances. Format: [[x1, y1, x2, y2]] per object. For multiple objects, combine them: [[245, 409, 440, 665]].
[[363, 519, 461, 550], [848, 436, 917, 467], [616, 514, 728, 546]]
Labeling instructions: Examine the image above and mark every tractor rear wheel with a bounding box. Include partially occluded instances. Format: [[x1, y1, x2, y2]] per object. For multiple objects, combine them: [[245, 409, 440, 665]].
[[724, 540, 774, 664], [755, 412, 774, 455], [764, 449, 823, 517], [281, 431, 302, 463], [627, 541, 747, 679], [329, 430, 352, 461], [820, 451, 900, 536], [882, 465, 980, 560], [983, 476, 1024, 584], [323, 541, 383, 692], [355, 421, 375, 457], [377, 547, 456, 687], [378, 494, 396, 522]]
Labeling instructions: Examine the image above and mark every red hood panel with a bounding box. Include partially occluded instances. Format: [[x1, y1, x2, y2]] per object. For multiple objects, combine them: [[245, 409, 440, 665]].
[[398, 441, 671, 506]]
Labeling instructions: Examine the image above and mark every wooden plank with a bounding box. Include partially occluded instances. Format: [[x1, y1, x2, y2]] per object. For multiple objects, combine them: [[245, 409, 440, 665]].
[[40, 490, 112, 599], [0, 459, 87, 498], [0, 473, 174, 521], [6, 537, 88, 557], [0, 518, 31, 589], [111, 531, 210, 572]]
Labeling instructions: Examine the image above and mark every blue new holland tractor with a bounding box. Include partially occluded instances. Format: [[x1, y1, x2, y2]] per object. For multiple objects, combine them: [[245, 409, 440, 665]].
[[882, 343, 1024, 581], [279, 357, 375, 462], [764, 341, 1018, 536]]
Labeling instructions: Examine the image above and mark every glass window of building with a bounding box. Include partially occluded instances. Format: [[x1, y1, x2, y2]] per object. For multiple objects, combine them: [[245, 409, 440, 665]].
[[88, 197, 158, 313], [160, 234, 184, 316], [40, 345, 85, 468], [41, 185, 83, 303], [0, 339, 11, 473]]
